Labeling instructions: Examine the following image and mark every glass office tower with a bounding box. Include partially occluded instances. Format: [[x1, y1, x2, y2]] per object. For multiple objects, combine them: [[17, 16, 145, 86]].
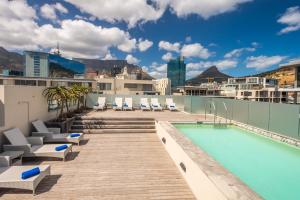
[[167, 56, 186, 89]]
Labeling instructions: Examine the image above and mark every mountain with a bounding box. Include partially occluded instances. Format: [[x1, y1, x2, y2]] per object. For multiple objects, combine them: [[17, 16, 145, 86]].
[[76, 58, 154, 80], [0, 47, 153, 80], [186, 66, 232, 85], [0, 47, 24, 72]]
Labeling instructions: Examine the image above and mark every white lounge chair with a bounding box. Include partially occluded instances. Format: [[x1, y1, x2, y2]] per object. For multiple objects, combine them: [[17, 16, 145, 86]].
[[166, 98, 177, 111], [93, 97, 106, 111], [123, 98, 133, 111], [0, 165, 50, 195], [113, 97, 123, 110], [3, 128, 72, 161], [140, 98, 151, 111], [32, 120, 84, 145], [151, 98, 163, 111]]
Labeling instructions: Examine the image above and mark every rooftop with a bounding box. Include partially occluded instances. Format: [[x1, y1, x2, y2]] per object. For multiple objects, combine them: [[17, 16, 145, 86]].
[[0, 110, 210, 199]]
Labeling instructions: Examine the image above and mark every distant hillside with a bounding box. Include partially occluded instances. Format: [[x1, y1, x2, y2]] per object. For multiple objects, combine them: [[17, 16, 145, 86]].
[[76, 58, 154, 80], [186, 66, 232, 85], [251, 65, 296, 87], [0, 47, 24, 72]]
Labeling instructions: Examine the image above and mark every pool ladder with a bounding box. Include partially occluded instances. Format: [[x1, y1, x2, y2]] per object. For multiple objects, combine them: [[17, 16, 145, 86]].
[[205, 101, 229, 127]]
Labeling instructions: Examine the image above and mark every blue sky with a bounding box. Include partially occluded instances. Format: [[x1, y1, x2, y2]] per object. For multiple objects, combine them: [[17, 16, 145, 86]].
[[1, 0, 300, 79]]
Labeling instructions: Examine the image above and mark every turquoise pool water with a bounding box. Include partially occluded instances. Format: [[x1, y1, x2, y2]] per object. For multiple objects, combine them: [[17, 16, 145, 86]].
[[174, 123, 300, 200]]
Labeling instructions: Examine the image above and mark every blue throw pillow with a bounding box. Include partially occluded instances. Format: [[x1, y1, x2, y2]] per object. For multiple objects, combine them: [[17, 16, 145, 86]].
[[70, 133, 81, 138], [55, 144, 68, 151], [21, 167, 40, 179]]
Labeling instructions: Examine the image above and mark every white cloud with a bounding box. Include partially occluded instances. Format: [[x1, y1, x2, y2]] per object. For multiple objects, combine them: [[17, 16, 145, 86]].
[[64, 0, 166, 28], [0, 0, 38, 50], [102, 51, 117, 60], [40, 3, 68, 21], [64, 0, 252, 27], [162, 52, 174, 61], [126, 54, 140, 64], [117, 38, 137, 53], [138, 38, 153, 52], [278, 6, 300, 34], [181, 43, 211, 59], [246, 56, 286, 70], [224, 47, 255, 58], [146, 62, 167, 79], [187, 59, 237, 71], [167, 0, 252, 19], [158, 41, 180, 52], [35, 20, 139, 58]]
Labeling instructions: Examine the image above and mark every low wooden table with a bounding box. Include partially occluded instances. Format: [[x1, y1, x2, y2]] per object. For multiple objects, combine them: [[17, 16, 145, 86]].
[[0, 151, 24, 167]]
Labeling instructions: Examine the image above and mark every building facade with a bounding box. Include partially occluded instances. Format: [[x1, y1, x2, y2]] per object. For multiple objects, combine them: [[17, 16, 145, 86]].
[[154, 78, 171, 95], [167, 56, 186, 89], [25, 51, 85, 78], [0, 75, 96, 89]]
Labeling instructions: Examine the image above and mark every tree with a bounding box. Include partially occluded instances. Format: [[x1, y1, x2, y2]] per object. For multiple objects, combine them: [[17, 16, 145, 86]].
[[43, 86, 69, 119]]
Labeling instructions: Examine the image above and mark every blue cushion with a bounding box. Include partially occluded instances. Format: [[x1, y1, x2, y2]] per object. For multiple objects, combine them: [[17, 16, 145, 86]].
[[55, 144, 68, 151], [124, 103, 128, 107], [70, 133, 81, 138], [21, 167, 40, 180], [141, 104, 146, 107], [112, 102, 117, 107], [153, 105, 158, 108], [170, 105, 175, 108]]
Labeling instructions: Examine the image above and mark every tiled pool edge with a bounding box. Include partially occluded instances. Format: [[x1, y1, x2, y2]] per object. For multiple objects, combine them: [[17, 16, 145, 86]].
[[232, 120, 300, 147], [156, 121, 262, 200]]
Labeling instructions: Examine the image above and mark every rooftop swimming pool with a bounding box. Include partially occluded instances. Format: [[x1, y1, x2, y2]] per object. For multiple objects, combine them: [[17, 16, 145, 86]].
[[174, 123, 300, 200]]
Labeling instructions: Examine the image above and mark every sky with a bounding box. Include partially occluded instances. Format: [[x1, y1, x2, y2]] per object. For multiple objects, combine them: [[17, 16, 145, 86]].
[[1, 0, 300, 79]]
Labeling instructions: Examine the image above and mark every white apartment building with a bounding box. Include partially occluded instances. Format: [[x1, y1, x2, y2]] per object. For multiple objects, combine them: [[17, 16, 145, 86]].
[[154, 78, 171, 95], [94, 67, 170, 95]]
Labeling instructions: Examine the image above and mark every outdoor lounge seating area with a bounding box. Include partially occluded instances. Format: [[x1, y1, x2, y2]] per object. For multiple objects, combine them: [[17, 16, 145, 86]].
[[93, 96, 178, 111], [0, 110, 204, 199], [0, 119, 85, 196]]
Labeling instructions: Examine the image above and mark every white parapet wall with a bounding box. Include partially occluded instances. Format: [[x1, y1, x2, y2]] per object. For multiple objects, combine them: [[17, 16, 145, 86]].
[[156, 121, 227, 200], [0, 85, 59, 146]]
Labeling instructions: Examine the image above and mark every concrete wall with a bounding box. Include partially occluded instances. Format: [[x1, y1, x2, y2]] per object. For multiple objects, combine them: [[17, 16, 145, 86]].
[[156, 122, 226, 200], [0, 85, 59, 147]]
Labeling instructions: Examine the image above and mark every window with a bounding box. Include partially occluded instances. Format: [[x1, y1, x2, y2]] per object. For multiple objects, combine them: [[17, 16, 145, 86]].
[[33, 55, 40, 76], [124, 83, 137, 89], [244, 91, 252, 96], [98, 83, 111, 90], [0, 79, 3, 85], [15, 80, 36, 86], [143, 84, 153, 91], [38, 81, 47, 86]]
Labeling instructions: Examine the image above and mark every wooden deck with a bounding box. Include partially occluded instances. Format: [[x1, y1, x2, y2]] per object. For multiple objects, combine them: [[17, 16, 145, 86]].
[[0, 132, 195, 199]]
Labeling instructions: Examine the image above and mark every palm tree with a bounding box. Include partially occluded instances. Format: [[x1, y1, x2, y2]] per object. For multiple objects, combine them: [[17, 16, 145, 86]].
[[70, 84, 91, 110], [43, 86, 69, 119]]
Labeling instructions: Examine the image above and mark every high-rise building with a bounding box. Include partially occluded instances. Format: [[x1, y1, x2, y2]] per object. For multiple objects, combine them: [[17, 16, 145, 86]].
[[25, 51, 85, 78], [167, 56, 186, 89]]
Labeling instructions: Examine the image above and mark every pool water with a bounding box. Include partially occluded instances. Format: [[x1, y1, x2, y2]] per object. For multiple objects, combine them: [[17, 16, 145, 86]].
[[174, 123, 300, 200]]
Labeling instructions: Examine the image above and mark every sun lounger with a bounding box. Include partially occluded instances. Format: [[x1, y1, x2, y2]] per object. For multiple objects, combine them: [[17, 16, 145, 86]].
[[166, 98, 177, 111], [32, 120, 84, 145], [0, 165, 50, 195], [151, 98, 163, 111], [123, 98, 133, 111], [113, 97, 123, 110], [140, 98, 151, 111], [93, 97, 106, 111], [3, 128, 72, 161]]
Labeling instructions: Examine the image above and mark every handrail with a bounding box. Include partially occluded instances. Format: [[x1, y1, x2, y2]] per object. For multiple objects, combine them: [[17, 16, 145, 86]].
[[223, 102, 228, 124]]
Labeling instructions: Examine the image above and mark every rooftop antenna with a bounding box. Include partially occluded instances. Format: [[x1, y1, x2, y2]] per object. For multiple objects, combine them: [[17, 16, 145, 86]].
[[54, 41, 61, 56]]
